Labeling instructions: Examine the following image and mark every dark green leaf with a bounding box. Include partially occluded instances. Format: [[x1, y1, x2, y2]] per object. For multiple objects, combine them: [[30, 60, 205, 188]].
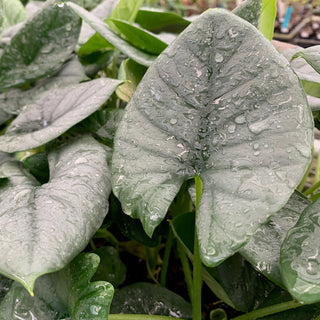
[[0, 78, 122, 153], [112, 9, 313, 266], [232, 0, 262, 28], [23, 152, 49, 184], [0, 253, 114, 320], [0, 0, 81, 89], [281, 198, 320, 303], [0, 275, 12, 304], [92, 246, 126, 287], [0, 56, 88, 116], [68, 2, 157, 67], [240, 191, 311, 287], [116, 58, 147, 102], [109, 19, 167, 55], [0, 136, 112, 294], [135, 8, 190, 33], [110, 282, 192, 318]]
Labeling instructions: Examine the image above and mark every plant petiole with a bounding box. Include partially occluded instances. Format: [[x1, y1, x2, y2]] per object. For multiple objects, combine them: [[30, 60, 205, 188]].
[[230, 300, 304, 320]]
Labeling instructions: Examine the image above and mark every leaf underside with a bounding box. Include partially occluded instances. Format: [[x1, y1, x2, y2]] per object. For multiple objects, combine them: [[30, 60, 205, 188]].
[[112, 9, 313, 266]]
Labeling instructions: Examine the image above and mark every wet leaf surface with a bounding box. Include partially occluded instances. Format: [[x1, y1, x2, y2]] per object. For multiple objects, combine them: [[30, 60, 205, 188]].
[[232, 0, 262, 28], [240, 191, 311, 287], [281, 198, 320, 303], [0, 56, 88, 117], [0, 0, 81, 89], [0, 253, 114, 320], [110, 282, 192, 318], [112, 9, 313, 266], [0, 136, 112, 293], [0, 78, 122, 153]]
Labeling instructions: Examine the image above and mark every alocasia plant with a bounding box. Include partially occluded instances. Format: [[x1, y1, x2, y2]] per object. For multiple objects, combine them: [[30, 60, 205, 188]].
[[1, 0, 320, 319]]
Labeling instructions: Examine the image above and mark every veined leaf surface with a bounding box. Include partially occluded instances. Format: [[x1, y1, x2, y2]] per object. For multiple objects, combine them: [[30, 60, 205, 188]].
[[112, 9, 313, 266], [0, 0, 81, 89], [0, 136, 111, 294], [0, 78, 122, 153], [281, 198, 320, 303]]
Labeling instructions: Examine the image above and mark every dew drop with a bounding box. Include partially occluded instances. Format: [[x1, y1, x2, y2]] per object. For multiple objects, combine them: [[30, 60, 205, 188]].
[[90, 305, 101, 315], [170, 118, 177, 125], [215, 52, 224, 63], [227, 124, 236, 134], [253, 143, 259, 150], [234, 115, 246, 124], [74, 157, 88, 164], [306, 259, 320, 276]]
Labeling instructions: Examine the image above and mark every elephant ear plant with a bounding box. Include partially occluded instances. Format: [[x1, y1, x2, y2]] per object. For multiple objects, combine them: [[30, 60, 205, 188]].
[[1, 0, 320, 319]]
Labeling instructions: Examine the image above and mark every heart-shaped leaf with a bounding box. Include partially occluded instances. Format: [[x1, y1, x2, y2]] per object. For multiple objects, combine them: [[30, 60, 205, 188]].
[[240, 191, 311, 287], [0, 136, 111, 294], [0, 253, 114, 320], [0, 78, 122, 153], [281, 198, 320, 303], [0, 0, 81, 89], [111, 9, 313, 267]]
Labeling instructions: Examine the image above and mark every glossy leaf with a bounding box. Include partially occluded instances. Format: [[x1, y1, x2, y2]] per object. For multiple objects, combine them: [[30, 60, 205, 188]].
[[281, 198, 320, 303], [116, 58, 147, 102], [0, 56, 88, 116], [0, 0, 81, 89], [0, 136, 112, 294], [0, 78, 122, 153], [135, 8, 190, 33], [232, 0, 262, 28], [240, 191, 311, 287], [0, 0, 26, 34], [67, 2, 157, 67], [0, 253, 114, 320], [92, 246, 126, 287], [259, 0, 276, 40], [110, 282, 192, 318], [112, 9, 313, 266], [109, 19, 167, 55]]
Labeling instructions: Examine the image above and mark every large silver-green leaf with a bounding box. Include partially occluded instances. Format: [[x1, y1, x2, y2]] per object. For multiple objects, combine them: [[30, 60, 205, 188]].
[[112, 9, 313, 267], [281, 198, 320, 303], [0, 56, 88, 117], [240, 191, 311, 287], [0, 78, 122, 153], [0, 253, 114, 320], [0, 0, 81, 89], [0, 136, 111, 294]]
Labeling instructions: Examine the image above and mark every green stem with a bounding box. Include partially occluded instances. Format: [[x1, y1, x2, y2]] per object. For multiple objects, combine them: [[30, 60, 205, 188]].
[[304, 180, 320, 196], [89, 239, 96, 251], [160, 231, 173, 287], [109, 315, 186, 320], [177, 241, 193, 303], [193, 175, 203, 320], [230, 300, 304, 320]]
